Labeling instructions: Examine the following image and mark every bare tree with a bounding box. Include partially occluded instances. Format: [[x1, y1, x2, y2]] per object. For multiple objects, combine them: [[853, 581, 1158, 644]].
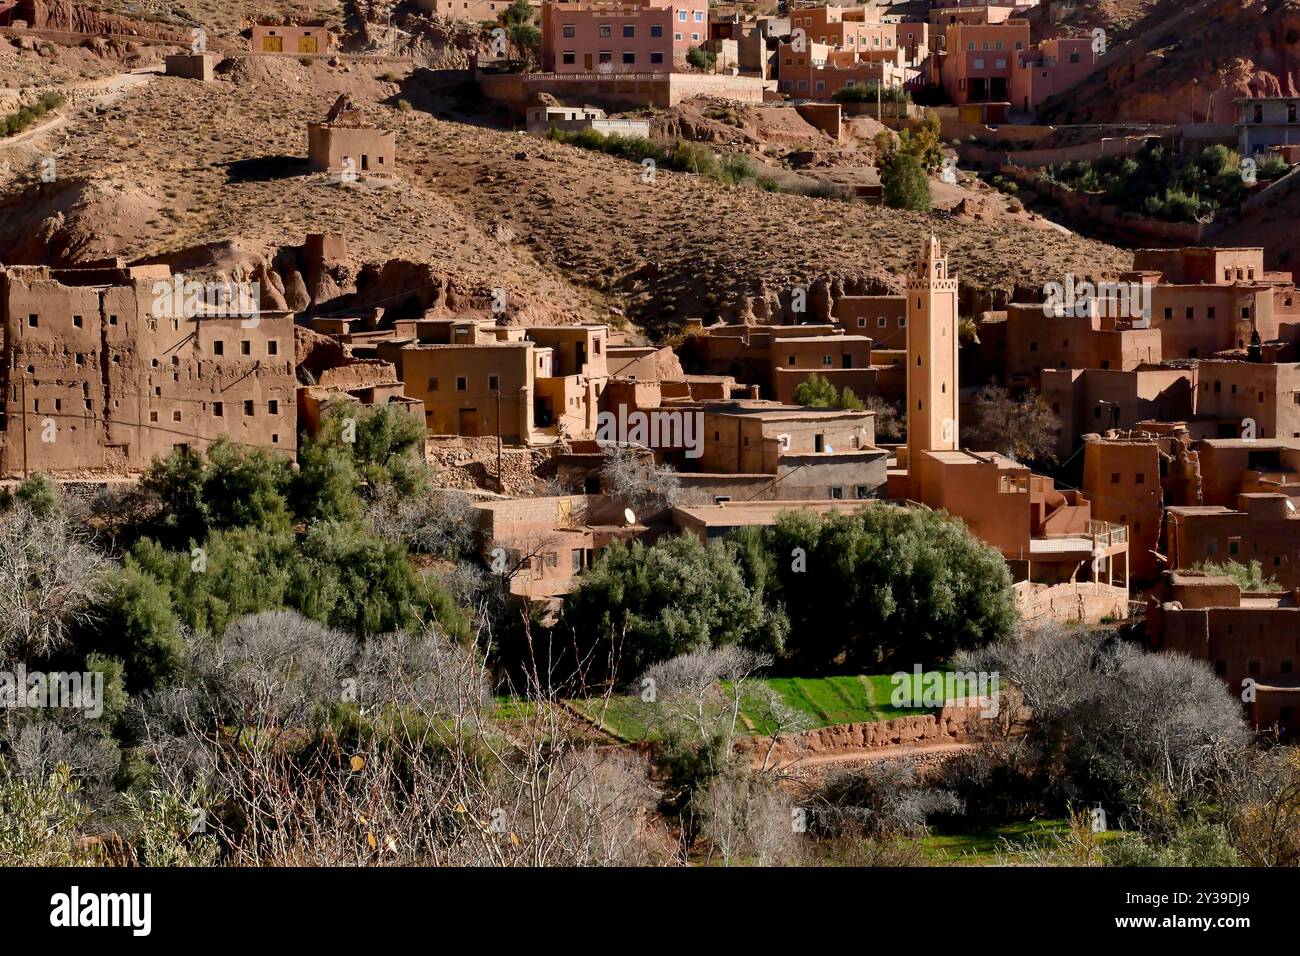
[[961, 386, 1059, 463], [0, 505, 110, 662], [599, 446, 682, 516]]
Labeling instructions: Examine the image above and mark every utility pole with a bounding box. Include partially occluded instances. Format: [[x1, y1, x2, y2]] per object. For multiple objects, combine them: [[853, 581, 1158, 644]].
[[496, 386, 503, 493]]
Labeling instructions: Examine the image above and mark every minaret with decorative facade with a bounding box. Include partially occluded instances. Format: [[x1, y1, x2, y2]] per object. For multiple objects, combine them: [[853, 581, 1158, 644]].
[[906, 235, 960, 497]]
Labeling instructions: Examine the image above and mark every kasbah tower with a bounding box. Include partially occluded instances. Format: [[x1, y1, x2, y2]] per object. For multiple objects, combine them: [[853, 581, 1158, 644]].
[[905, 235, 960, 500]]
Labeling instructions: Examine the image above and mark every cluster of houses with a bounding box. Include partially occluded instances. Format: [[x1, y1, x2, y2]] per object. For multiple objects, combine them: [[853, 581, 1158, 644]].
[[5, 230, 1300, 732], [523, 0, 1103, 112]]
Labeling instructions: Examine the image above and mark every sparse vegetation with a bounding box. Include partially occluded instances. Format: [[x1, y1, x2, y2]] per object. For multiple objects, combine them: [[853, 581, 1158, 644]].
[[1, 92, 65, 138]]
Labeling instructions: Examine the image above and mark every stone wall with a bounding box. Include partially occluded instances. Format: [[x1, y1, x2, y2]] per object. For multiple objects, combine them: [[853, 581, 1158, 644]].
[[733, 700, 1002, 766], [1014, 581, 1130, 625]]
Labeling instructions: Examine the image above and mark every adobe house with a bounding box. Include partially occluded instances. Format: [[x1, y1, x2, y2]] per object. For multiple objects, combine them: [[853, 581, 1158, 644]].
[[308, 95, 397, 177], [1, 264, 296, 476], [250, 22, 332, 55], [689, 400, 888, 501], [297, 361, 425, 439], [1147, 570, 1300, 736], [1166, 493, 1300, 590], [471, 494, 649, 598]]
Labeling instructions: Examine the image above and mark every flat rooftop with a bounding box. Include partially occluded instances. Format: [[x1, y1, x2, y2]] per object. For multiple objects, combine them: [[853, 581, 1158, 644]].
[[673, 499, 889, 528]]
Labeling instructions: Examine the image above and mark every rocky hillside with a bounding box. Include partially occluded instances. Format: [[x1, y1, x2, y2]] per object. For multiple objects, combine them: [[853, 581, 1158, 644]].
[[1040, 0, 1300, 125]]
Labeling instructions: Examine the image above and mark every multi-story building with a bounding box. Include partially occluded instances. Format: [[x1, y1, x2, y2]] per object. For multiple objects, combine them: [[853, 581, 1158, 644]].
[[375, 320, 608, 444], [1041, 367, 1194, 458], [1235, 96, 1300, 159], [1, 264, 297, 476], [540, 0, 709, 74], [1014, 37, 1098, 113], [939, 19, 1030, 103]]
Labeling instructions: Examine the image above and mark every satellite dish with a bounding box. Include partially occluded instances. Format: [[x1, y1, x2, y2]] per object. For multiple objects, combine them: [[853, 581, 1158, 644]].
[[1288, 500, 1297, 514], [624, 508, 637, 525], [825, 445, 834, 454]]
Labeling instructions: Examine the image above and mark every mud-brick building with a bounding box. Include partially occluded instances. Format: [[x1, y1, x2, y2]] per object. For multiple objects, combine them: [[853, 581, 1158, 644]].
[[308, 96, 397, 177], [250, 22, 332, 55], [1147, 570, 1300, 736], [0, 264, 297, 476]]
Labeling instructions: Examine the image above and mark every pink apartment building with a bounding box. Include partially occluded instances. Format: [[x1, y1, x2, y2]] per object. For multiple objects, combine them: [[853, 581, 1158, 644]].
[[541, 0, 709, 74], [1014, 37, 1099, 113], [788, 5, 929, 65], [939, 20, 1029, 103]]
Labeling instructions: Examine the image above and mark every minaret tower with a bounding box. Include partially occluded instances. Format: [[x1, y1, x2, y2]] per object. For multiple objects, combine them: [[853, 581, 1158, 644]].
[[906, 235, 960, 497]]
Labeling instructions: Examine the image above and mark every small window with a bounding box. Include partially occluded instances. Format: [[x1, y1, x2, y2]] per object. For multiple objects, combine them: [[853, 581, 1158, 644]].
[[456, 376, 468, 391], [268, 400, 279, 415], [213, 402, 223, 417], [244, 400, 254, 416], [489, 375, 500, 391], [214, 340, 224, 356], [268, 340, 278, 356], [427, 377, 439, 391], [172, 410, 182, 423], [240, 340, 251, 356], [829, 486, 844, 499], [27, 314, 36, 328], [73, 315, 82, 328], [623, 24, 634, 37]]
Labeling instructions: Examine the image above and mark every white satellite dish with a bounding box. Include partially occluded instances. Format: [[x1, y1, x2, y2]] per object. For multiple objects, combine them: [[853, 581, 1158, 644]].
[[624, 508, 637, 525], [1288, 500, 1297, 514]]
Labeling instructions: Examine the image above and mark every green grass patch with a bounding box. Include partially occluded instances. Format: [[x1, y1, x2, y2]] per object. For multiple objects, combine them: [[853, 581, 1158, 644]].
[[564, 672, 958, 742], [922, 819, 1071, 865]]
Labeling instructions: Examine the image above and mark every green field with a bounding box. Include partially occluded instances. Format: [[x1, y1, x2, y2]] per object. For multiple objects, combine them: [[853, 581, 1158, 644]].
[[567, 673, 958, 742], [921, 820, 1071, 865]]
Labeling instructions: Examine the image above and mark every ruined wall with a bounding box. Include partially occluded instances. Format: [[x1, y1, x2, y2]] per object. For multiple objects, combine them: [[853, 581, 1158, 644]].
[[1, 267, 296, 477]]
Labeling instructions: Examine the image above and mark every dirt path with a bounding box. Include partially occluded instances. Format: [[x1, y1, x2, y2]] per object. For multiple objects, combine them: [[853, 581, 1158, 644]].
[[0, 67, 158, 151]]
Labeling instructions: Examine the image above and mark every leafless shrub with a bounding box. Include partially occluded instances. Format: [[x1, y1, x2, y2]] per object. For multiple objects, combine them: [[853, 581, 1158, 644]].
[[0, 505, 110, 662], [5, 716, 120, 796], [640, 646, 771, 747], [1218, 746, 1300, 867], [190, 610, 354, 732], [599, 445, 681, 515], [356, 627, 488, 715], [699, 769, 802, 866], [810, 759, 963, 838], [967, 625, 1251, 818], [134, 617, 676, 866], [366, 484, 477, 558]]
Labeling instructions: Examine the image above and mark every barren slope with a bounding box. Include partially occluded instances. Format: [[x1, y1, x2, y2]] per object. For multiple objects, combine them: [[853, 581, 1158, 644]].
[[0, 55, 1128, 335]]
